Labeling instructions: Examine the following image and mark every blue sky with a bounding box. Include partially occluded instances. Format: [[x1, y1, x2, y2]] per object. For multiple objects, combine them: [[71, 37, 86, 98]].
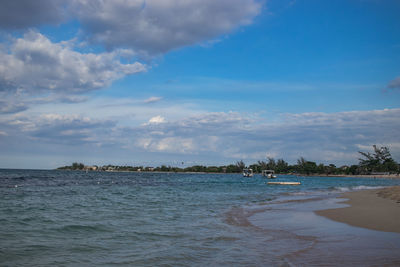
[[0, 0, 399, 169]]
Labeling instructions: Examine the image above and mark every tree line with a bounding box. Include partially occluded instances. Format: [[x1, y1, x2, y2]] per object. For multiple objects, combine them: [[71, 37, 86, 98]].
[[58, 145, 399, 175]]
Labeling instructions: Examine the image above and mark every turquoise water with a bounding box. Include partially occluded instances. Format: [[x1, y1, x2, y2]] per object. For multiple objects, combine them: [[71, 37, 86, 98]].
[[1, 169, 400, 266]]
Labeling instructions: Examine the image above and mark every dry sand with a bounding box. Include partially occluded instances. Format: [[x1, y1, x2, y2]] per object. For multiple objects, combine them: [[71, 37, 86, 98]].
[[316, 186, 400, 233]]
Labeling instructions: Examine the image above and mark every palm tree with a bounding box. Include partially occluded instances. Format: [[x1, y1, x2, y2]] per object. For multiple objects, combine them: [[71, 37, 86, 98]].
[[236, 160, 246, 171]]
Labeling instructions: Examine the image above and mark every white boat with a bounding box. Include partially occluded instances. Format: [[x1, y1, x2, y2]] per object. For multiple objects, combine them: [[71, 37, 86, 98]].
[[242, 168, 253, 177], [262, 170, 277, 179]]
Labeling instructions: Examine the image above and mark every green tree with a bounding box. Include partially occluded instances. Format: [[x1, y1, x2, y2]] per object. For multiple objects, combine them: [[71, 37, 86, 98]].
[[249, 164, 261, 173], [275, 159, 289, 173], [359, 145, 399, 173], [257, 160, 268, 170], [225, 164, 240, 173], [326, 164, 337, 175], [296, 157, 318, 174], [206, 166, 220, 173], [346, 165, 360, 175], [266, 157, 276, 170], [316, 163, 325, 174], [71, 162, 85, 170], [236, 160, 245, 171], [160, 165, 169, 172]]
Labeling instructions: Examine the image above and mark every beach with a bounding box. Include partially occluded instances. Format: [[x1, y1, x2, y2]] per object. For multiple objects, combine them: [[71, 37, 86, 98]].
[[316, 186, 400, 233]]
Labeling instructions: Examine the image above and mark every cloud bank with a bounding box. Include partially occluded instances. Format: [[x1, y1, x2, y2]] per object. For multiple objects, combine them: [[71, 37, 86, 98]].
[[1, 113, 115, 146], [2, 108, 399, 166], [125, 109, 400, 163]]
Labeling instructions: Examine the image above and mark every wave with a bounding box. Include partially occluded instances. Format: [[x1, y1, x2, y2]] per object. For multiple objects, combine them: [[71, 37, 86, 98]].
[[333, 185, 386, 192], [279, 186, 388, 204], [284, 186, 387, 198]]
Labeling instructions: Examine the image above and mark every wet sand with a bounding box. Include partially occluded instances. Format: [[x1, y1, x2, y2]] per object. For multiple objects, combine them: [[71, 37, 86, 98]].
[[316, 186, 400, 233]]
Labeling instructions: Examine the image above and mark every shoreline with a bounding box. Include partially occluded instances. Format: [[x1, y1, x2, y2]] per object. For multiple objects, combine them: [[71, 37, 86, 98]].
[[299, 173, 400, 179], [53, 169, 400, 179], [316, 186, 400, 233]]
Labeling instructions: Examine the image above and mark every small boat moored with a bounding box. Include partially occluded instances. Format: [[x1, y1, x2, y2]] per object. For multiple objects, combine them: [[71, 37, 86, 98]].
[[262, 170, 277, 179], [242, 168, 254, 177]]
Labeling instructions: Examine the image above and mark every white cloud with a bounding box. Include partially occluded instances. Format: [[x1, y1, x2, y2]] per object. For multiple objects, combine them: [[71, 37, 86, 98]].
[[135, 135, 219, 154], [0, 31, 146, 94], [153, 137, 194, 153], [144, 96, 162, 104], [71, 0, 262, 55], [147, 115, 166, 124], [118, 109, 400, 164], [1, 1, 262, 56]]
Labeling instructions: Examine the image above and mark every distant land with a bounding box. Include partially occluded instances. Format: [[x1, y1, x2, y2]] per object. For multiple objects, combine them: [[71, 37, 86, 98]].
[[58, 146, 400, 177]]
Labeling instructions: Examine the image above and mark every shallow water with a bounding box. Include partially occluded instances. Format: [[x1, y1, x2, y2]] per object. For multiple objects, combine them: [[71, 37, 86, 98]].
[[1, 169, 399, 266]]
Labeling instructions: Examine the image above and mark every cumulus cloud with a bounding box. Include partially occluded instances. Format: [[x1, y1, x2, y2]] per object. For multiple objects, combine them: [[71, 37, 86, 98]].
[[71, 0, 262, 55], [1, 0, 262, 56], [0, 31, 146, 94], [136, 136, 197, 154], [0, 0, 262, 108], [126, 112, 253, 154], [147, 115, 166, 124]]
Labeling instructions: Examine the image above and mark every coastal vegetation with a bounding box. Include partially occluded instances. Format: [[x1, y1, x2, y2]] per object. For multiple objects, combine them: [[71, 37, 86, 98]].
[[57, 145, 400, 175]]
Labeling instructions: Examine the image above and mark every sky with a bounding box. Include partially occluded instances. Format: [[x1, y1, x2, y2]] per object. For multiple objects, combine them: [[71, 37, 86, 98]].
[[0, 0, 400, 169]]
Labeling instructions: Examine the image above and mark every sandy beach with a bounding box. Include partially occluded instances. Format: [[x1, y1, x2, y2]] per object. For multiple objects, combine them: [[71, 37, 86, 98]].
[[298, 174, 400, 179], [316, 186, 400, 233]]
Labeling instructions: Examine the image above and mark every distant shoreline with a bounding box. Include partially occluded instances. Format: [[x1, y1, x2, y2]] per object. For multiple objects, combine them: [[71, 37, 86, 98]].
[[54, 169, 400, 179]]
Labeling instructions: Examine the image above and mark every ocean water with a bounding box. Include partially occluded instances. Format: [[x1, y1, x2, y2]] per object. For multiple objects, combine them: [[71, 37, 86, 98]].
[[1, 169, 400, 266]]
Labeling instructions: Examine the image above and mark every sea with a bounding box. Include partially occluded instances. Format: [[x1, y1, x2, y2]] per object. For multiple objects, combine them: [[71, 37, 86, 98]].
[[1, 169, 400, 266]]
